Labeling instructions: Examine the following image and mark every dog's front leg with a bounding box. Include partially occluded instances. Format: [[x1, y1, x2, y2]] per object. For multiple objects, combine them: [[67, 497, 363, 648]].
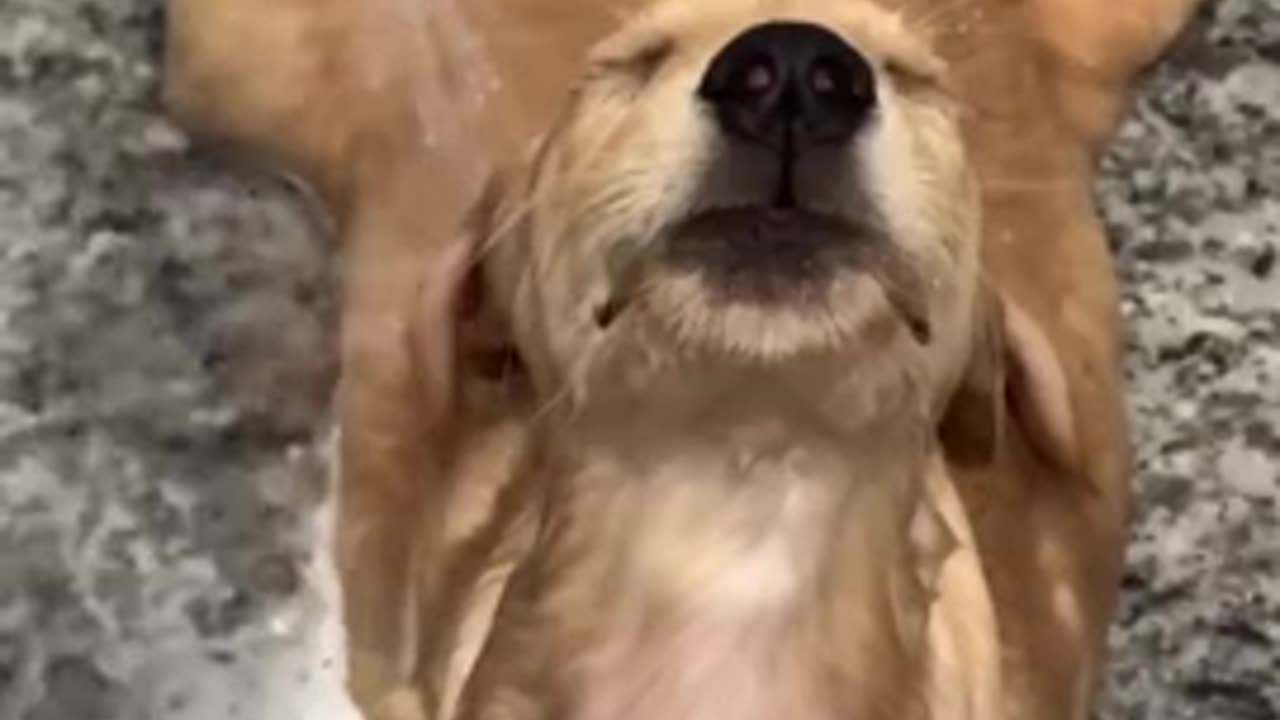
[[164, 0, 485, 713]]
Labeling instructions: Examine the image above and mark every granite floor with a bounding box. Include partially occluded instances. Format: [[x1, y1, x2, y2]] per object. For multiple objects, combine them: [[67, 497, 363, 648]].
[[0, 0, 1276, 719], [1098, 1, 1280, 717]]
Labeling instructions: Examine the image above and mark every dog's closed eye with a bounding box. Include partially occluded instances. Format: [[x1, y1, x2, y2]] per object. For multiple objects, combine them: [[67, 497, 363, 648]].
[[883, 55, 944, 92], [587, 24, 674, 84]]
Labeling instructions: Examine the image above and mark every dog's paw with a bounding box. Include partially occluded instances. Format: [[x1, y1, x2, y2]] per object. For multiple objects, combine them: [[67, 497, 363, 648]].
[[1028, 0, 1199, 78], [1025, 0, 1200, 146]]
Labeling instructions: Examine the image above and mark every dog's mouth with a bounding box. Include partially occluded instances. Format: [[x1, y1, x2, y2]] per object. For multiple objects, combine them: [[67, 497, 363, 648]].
[[662, 206, 931, 345], [662, 206, 870, 304], [591, 204, 934, 351]]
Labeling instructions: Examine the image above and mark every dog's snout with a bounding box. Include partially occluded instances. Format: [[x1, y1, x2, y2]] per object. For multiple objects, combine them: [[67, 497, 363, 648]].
[[698, 21, 875, 151]]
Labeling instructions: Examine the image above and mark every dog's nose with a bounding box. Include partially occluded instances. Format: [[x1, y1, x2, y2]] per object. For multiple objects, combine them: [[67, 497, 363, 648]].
[[698, 21, 875, 150]]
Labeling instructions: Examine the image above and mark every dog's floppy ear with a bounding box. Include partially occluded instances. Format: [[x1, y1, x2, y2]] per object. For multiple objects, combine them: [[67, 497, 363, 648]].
[[1001, 298, 1080, 473], [409, 172, 530, 425], [336, 173, 517, 715], [938, 286, 1007, 467], [940, 285, 1079, 474], [1025, 0, 1200, 149]]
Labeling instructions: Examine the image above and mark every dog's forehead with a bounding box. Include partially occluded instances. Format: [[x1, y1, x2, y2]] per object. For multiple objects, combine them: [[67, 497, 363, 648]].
[[600, 0, 939, 69]]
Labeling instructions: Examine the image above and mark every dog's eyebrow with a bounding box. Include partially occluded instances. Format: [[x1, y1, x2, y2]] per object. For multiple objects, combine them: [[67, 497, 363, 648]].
[[881, 56, 947, 94]]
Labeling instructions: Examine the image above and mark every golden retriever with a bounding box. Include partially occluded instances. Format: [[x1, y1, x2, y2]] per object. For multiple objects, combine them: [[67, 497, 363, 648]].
[[164, 0, 1198, 718]]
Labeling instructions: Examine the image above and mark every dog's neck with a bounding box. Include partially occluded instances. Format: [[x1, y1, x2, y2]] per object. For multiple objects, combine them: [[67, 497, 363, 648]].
[[498, 360, 948, 720]]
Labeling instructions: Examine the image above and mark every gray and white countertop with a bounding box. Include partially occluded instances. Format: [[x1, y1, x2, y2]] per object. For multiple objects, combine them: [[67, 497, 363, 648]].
[[0, 0, 1276, 718]]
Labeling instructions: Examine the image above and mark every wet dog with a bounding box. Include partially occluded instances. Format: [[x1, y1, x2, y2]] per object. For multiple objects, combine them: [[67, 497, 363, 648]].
[[165, 0, 1198, 718]]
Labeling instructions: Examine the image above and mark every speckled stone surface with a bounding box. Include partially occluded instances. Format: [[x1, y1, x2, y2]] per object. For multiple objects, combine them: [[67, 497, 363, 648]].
[[0, 0, 1275, 719], [0, 1, 354, 718], [1098, 1, 1280, 717]]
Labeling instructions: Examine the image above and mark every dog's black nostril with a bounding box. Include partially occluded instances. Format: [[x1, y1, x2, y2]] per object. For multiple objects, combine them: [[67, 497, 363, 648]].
[[697, 21, 876, 150]]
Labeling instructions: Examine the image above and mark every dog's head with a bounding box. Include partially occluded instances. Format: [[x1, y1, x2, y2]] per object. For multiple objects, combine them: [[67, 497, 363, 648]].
[[457, 0, 980, 412]]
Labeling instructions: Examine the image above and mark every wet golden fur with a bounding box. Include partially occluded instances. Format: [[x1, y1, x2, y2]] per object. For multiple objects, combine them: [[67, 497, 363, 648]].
[[165, 0, 1198, 718]]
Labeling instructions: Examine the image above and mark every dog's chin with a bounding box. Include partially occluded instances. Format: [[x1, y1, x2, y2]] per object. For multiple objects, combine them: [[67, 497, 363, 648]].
[[638, 270, 897, 361], [613, 207, 912, 362]]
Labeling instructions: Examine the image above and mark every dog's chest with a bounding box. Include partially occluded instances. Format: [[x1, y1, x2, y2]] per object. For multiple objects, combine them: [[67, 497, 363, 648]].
[[555, 445, 847, 720]]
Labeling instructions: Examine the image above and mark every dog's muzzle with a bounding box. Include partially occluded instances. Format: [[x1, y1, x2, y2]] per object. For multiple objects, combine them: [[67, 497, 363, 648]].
[[698, 20, 876, 207], [659, 22, 882, 302]]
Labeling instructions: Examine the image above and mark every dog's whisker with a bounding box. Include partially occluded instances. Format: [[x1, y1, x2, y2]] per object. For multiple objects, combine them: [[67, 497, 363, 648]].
[[528, 374, 576, 427], [466, 161, 657, 276], [467, 195, 543, 272]]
